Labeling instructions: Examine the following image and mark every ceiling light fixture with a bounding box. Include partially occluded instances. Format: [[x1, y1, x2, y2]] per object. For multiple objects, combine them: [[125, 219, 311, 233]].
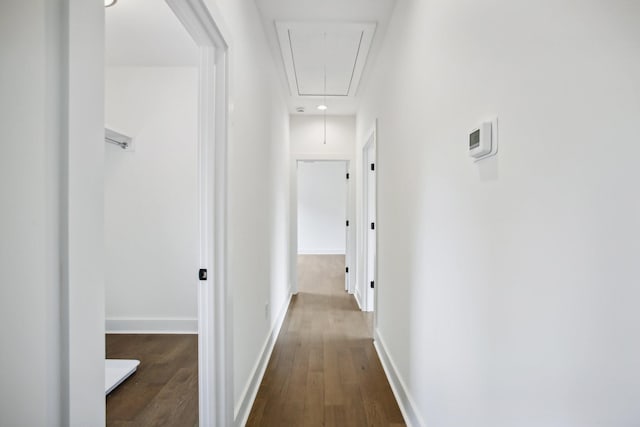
[[317, 104, 328, 111], [105, 0, 117, 8]]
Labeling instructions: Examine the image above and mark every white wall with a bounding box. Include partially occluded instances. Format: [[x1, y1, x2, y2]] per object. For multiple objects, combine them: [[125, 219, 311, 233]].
[[104, 67, 199, 332], [0, 1, 105, 425], [290, 115, 355, 158], [357, 0, 640, 426], [0, 3, 63, 424], [210, 0, 291, 423], [297, 161, 347, 254]]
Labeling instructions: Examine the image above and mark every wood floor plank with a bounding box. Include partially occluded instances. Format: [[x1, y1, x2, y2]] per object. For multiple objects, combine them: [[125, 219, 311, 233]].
[[342, 383, 369, 426], [246, 254, 405, 426], [134, 367, 198, 427], [324, 404, 347, 427], [302, 371, 325, 426], [106, 334, 198, 426], [246, 395, 267, 426]]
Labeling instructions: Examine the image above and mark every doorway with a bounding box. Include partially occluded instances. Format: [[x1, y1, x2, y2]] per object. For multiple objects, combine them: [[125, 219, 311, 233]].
[[362, 126, 377, 314], [295, 160, 351, 293], [103, 1, 230, 425], [104, 0, 200, 422]]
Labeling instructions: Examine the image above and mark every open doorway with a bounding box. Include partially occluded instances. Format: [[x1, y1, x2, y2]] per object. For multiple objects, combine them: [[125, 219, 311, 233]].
[[104, 0, 200, 424], [103, 1, 230, 425], [296, 161, 350, 293]]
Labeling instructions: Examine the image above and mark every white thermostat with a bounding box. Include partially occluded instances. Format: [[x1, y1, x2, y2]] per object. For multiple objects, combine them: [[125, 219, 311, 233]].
[[469, 119, 498, 161]]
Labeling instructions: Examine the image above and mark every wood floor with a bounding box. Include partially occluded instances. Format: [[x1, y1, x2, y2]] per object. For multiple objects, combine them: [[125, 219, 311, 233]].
[[105, 334, 198, 427], [247, 255, 405, 426]]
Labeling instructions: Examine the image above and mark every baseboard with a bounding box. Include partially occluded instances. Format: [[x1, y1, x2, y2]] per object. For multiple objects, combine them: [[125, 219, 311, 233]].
[[374, 329, 425, 427], [105, 318, 198, 334], [234, 292, 292, 426], [297, 249, 346, 255], [354, 288, 364, 310]]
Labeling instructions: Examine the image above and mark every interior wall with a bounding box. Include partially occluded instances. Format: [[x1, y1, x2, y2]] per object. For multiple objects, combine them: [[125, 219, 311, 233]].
[[211, 0, 291, 420], [1, 1, 105, 425], [290, 115, 355, 158], [356, 0, 640, 425], [0, 2, 64, 424], [297, 161, 347, 254], [104, 66, 199, 331]]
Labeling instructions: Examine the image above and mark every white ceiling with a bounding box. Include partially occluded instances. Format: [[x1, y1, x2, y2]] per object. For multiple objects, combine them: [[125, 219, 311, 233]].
[[105, 0, 396, 112], [105, 0, 198, 67], [255, 0, 398, 115]]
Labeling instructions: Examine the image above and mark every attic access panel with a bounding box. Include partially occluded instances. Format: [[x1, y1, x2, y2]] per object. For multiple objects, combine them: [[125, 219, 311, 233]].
[[276, 22, 376, 97]]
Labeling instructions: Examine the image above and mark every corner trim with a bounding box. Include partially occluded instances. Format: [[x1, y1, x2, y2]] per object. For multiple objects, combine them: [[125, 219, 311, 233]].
[[234, 292, 292, 426], [374, 329, 425, 427]]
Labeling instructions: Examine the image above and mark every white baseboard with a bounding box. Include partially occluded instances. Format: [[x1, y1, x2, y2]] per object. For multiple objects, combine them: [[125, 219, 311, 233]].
[[234, 292, 292, 426], [374, 329, 425, 427], [105, 318, 197, 334], [297, 249, 346, 255], [354, 288, 364, 310]]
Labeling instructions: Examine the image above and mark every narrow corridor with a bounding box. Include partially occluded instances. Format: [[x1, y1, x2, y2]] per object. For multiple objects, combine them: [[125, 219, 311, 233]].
[[247, 255, 404, 426]]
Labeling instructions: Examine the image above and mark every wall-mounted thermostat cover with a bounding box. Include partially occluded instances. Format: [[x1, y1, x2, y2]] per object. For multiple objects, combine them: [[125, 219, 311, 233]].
[[469, 118, 498, 161]]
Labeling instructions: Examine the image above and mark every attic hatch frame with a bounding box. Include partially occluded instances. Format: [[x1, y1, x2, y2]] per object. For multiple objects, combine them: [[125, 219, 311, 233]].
[[275, 21, 377, 98]]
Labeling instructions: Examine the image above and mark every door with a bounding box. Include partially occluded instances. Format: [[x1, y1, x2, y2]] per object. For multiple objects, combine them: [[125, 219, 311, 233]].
[[363, 131, 377, 312], [345, 163, 351, 292]]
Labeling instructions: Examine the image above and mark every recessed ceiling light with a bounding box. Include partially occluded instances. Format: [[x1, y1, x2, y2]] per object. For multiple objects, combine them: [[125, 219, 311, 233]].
[[317, 104, 328, 111], [105, 0, 117, 7]]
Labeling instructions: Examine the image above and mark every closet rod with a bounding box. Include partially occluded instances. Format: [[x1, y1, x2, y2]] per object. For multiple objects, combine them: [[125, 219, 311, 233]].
[[105, 128, 132, 150], [105, 136, 129, 149]]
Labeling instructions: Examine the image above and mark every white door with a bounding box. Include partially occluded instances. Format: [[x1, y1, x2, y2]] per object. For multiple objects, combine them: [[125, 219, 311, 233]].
[[363, 133, 377, 312], [345, 162, 350, 292]]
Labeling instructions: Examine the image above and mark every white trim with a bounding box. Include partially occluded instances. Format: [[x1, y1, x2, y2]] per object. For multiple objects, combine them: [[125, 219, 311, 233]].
[[234, 292, 293, 427], [290, 157, 355, 295], [197, 44, 218, 427], [297, 249, 346, 255], [65, 2, 106, 423], [165, 1, 231, 426], [354, 289, 364, 310], [105, 318, 198, 334], [374, 330, 425, 427], [361, 122, 377, 313]]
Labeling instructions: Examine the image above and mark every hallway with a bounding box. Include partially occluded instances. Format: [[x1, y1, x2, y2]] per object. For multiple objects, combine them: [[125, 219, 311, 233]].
[[247, 255, 404, 426], [6, 0, 640, 425]]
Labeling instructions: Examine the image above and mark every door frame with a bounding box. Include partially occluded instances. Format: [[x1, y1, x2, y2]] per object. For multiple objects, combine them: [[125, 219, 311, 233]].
[[290, 155, 355, 295], [63, 0, 230, 424], [362, 123, 377, 314], [165, 1, 232, 425]]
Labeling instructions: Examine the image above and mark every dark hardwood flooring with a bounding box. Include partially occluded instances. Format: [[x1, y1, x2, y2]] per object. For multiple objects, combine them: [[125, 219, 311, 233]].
[[246, 255, 405, 426], [106, 334, 198, 427]]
